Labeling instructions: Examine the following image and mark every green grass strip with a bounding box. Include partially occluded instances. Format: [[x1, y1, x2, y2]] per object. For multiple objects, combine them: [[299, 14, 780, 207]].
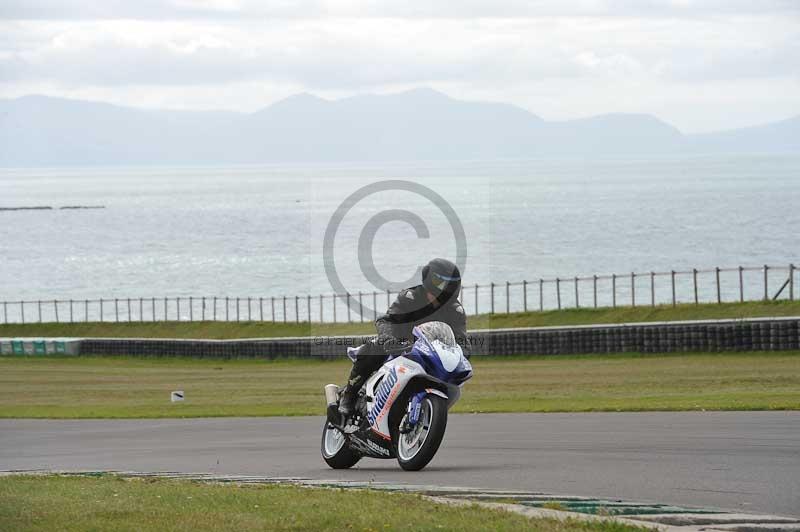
[[0, 474, 645, 532], [1, 351, 798, 418]]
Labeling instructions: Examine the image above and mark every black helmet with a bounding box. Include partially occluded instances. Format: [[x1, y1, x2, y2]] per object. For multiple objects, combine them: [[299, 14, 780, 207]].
[[421, 258, 461, 297]]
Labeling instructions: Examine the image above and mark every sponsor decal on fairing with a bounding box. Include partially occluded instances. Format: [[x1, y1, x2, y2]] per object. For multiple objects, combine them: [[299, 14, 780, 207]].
[[368, 367, 398, 426]]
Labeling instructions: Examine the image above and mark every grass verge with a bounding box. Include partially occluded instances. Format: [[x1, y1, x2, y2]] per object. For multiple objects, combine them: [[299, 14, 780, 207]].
[[0, 474, 642, 532], [1, 300, 798, 339], [1, 351, 797, 418]]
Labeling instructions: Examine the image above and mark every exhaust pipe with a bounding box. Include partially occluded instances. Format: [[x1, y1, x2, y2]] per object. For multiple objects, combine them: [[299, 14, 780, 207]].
[[324, 384, 339, 406]]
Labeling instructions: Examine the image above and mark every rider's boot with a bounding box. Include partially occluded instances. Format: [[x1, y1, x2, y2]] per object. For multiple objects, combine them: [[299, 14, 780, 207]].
[[338, 373, 363, 416]]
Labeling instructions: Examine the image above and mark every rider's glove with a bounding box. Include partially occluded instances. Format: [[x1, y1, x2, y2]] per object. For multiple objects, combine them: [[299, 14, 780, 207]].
[[377, 334, 407, 354]]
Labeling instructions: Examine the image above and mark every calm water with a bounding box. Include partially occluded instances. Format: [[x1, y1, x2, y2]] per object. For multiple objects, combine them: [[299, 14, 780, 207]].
[[1, 156, 798, 320]]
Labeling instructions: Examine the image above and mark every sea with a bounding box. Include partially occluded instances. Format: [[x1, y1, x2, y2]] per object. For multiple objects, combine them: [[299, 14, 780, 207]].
[[1, 155, 798, 321]]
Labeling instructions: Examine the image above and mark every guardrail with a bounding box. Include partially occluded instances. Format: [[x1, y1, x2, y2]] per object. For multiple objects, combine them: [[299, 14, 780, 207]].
[[1, 263, 796, 325]]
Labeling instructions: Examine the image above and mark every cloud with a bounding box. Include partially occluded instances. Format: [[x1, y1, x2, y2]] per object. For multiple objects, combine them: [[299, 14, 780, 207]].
[[1, 0, 799, 20], [0, 3, 797, 132], [1, 15, 796, 90]]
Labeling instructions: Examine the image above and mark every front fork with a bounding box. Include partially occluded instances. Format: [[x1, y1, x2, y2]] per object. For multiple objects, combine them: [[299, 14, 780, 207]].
[[399, 391, 427, 434]]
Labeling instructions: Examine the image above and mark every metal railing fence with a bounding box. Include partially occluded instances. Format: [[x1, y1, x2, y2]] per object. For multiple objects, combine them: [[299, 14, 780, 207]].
[[1, 263, 795, 325]]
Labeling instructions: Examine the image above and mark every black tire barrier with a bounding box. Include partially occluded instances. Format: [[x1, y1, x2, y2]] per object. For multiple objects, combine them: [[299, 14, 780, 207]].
[[64, 317, 800, 359]]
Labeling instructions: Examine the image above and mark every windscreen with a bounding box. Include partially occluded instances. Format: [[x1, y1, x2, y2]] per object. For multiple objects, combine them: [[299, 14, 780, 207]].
[[414, 321, 457, 347]]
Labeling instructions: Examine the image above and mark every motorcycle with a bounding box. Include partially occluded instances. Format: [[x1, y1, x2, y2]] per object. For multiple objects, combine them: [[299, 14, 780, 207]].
[[321, 321, 473, 471]]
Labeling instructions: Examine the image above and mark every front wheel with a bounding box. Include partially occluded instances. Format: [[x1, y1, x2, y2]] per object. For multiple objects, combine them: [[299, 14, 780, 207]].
[[395, 395, 448, 471], [321, 422, 361, 469]]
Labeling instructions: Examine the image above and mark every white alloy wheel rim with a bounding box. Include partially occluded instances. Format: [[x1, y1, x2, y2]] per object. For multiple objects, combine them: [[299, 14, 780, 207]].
[[397, 398, 433, 461], [324, 424, 345, 457]]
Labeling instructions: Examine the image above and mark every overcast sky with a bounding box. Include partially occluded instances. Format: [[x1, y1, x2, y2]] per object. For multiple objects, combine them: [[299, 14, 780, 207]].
[[1, 0, 798, 133]]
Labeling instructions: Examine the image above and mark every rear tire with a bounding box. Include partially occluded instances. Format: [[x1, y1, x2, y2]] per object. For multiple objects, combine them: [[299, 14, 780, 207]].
[[321, 421, 361, 469], [395, 395, 448, 471]]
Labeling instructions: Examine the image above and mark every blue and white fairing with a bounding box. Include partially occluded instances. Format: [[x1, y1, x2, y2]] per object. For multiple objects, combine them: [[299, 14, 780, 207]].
[[397, 323, 473, 385]]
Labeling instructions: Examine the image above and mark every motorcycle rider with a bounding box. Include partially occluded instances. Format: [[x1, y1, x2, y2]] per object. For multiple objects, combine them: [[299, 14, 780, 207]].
[[338, 258, 467, 416]]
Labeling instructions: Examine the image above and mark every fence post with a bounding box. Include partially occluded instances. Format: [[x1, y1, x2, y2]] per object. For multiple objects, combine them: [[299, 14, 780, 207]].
[[248, 297, 252, 321], [763, 265, 769, 300], [612, 274, 616, 308], [474, 283, 479, 315], [225, 297, 229, 321], [114, 298, 119, 322], [127, 298, 131, 322], [333, 295, 337, 323], [669, 270, 677, 307], [358, 292, 363, 322], [164, 297, 168, 321], [54, 300, 59, 323], [738, 266, 744, 302], [212, 297, 217, 321], [574, 277, 579, 308], [85, 299, 89, 322], [282, 296, 287, 323], [151, 298, 155, 322], [37, 300, 42, 323], [490, 283, 495, 314], [21, 301, 25, 324], [790, 264, 795, 301], [650, 272, 655, 307], [346, 293, 352, 323], [100, 299, 104, 322], [539, 279, 543, 311], [715, 267, 721, 304], [373, 291, 377, 320], [593, 275, 597, 308], [556, 278, 561, 310], [693, 269, 698, 304], [506, 282, 510, 313], [295, 296, 299, 323], [201, 297, 205, 321], [523, 280, 528, 312], [319, 294, 324, 323], [236, 297, 240, 322], [189, 297, 194, 321], [69, 299, 73, 323], [271, 297, 275, 323], [630, 273, 635, 307], [139, 298, 144, 322], [307, 295, 311, 323]]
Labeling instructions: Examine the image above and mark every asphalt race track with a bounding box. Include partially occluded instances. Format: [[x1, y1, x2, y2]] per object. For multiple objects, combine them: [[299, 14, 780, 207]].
[[1, 412, 798, 517]]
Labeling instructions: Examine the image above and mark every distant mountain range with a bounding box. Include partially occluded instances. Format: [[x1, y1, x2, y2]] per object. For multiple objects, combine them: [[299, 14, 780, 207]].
[[1, 88, 797, 166]]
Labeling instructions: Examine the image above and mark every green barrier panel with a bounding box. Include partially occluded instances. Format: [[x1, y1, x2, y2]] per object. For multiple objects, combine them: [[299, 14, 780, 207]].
[[1, 339, 79, 356]]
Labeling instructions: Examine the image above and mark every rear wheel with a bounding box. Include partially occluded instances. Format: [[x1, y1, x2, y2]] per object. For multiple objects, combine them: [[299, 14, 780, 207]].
[[395, 395, 448, 471], [321, 422, 361, 469]]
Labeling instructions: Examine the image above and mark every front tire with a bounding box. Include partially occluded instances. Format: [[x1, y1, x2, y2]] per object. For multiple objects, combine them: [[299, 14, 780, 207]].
[[395, 395, 448, 471], [321, 422, 361, 469]]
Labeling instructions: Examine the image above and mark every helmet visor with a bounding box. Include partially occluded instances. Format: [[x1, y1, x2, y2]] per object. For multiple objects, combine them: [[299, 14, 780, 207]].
[[429, 271, 460, 293]]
